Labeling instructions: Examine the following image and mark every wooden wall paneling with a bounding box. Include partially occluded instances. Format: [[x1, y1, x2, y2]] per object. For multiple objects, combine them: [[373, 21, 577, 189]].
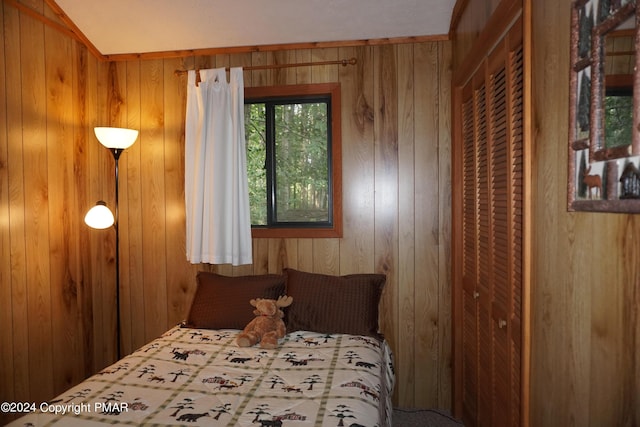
[[0, 0, 15, 408], [215, 263, 233, 278], [396, 42, 417, 406], [337, 46, 376, 274], [437, 40, 453, 410], [565, 212, 591, 426], [273, 50, 297, 85], [74, 42, 96, 377], [529, 0, 590, 425], [44, 19, 82, 393], [79, 41, 98, 376], [450, 77, 461, 419], [588, 218, 623, 425], [266, 238, 285, 274], [527, 19, 640, 406], [310, 239, 339, 274], [296, 49, 312, 84], [250, 51, 271, 87], [295, 239, 314, 272], [89, 59, 104, 366], [251, 238, 270, 274], [373, 43, 400, 399], [620, 217, 640, 425], [214, 53, 230, 70], [282, 238, 299, 271], [233, 263, 255, 277], [20, 3, 55, 402], [139, 59, 169, 342], [413, 41, 444, 408], [163, 57, 195, 327], [311, 48, 339, 84], [122, 60, 147, 354], [529, 1, 559, 425]]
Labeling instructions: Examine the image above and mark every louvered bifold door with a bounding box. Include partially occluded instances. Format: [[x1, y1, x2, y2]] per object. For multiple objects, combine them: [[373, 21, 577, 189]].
[[487, 21, 524, 427], [474, 74, 493, 427], [456, 17, 524, 427], [508, 33, 524, 427], [460, 82, 479, 425], [488, 45, 512, 427]]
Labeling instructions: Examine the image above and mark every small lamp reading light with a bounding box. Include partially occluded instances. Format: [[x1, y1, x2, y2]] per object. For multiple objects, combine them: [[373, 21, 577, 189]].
[[84, 201, 115, 229]]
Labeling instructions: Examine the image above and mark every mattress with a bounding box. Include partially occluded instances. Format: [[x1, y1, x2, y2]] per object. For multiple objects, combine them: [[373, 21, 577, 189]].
[[8, 325, 394, 426]]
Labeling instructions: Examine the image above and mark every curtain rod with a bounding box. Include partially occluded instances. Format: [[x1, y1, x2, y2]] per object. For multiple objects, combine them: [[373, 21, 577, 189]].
[[175, 57, 357, 84]]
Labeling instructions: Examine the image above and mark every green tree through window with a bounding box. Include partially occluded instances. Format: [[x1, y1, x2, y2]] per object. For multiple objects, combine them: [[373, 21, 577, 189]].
[[243, 83, 342, 238]]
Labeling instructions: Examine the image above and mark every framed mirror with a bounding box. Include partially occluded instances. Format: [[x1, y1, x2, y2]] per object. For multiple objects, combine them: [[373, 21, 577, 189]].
[[569, 0, 640, 212]]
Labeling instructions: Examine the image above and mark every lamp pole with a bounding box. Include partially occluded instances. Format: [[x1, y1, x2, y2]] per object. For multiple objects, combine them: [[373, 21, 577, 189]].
[[111, 148, 123, 360]]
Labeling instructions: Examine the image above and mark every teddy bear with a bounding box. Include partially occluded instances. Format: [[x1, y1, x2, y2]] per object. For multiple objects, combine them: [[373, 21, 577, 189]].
[[236, 295, 293, 349]]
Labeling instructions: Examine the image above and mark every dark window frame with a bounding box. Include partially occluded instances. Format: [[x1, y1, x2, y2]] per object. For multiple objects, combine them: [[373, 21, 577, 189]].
[[245, 83, 342, 238]]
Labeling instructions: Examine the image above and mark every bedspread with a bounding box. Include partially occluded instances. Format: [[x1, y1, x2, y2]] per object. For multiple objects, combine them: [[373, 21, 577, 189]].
[[8, 325, 394, 427]]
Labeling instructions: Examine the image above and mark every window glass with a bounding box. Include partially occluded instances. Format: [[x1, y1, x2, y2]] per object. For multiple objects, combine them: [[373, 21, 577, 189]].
[[274, 102, 329, 224], [244, 83, 341, 238]]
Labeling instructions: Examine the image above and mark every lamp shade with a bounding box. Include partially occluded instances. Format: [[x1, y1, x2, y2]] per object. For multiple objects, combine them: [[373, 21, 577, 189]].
[[94, 127, 138, 150], [84, 201, 115, 229]]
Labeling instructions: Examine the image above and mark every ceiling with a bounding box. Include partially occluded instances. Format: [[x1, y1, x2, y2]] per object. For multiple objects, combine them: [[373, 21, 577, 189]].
[[52, 0, 456, 56]]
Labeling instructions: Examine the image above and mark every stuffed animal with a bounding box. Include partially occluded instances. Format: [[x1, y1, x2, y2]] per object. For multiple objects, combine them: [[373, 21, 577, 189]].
[[236, 295, 293, 349]]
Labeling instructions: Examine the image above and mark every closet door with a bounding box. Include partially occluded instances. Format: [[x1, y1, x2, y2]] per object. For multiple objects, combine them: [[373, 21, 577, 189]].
[[454, 17, 524, 427], [460, 79, 480, 424]]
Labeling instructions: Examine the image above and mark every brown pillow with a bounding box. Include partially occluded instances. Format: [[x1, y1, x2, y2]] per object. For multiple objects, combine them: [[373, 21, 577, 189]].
[[184, 272, 286, 330], [283, 268, 386, 339]]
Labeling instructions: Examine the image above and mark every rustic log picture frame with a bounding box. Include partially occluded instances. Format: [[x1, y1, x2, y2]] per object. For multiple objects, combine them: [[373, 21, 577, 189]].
[[568, 0, 640, 212]]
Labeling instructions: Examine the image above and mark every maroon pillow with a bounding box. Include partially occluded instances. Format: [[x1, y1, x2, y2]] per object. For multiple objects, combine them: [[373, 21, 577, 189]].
[[283, 268, 386, 339], [184, 272, 286, 330]]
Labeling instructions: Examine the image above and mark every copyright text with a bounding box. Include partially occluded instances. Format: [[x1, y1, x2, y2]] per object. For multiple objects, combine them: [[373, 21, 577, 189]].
[[1, 401, 129, 415]]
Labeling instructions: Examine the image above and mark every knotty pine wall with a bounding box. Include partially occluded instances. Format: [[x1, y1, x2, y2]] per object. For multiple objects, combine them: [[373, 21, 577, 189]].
[[0, 0, 452, 419], [0, 0, 101, 414], [529, 0, 640, 425], [452, 0, 640, 425]]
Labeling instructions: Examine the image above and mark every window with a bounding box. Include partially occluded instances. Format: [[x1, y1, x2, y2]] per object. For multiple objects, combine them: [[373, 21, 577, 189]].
[[244, 83, 342, 238]]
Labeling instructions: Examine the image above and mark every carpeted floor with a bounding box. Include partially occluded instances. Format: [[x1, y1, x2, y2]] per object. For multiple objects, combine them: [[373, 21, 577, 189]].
[[393, 408, 465, 427]]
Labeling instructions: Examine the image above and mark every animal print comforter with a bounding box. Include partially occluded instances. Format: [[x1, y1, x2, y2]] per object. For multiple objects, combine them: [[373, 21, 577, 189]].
[[8, 325, 394, 426]]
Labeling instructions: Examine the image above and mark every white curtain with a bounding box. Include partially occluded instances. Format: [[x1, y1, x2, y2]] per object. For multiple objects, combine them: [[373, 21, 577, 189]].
[[185, 67, 252, 265]]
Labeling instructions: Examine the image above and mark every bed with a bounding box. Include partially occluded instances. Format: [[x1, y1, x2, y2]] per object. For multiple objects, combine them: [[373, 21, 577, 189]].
[[8, 268, 394, 427]]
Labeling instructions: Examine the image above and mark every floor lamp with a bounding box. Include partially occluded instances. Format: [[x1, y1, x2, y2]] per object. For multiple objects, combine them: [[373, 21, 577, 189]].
[[84, 127, 138, 360]]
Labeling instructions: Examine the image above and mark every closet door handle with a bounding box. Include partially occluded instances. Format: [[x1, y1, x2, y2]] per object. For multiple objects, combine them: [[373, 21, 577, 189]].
[[498, 319, 507, 329], [473, 291, 480, 299]]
